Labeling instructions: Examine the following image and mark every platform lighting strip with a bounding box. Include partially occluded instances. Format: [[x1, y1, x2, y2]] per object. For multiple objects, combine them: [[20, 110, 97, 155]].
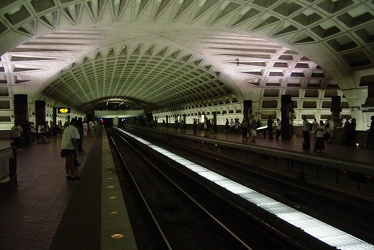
[[119, 129, 374, 250]]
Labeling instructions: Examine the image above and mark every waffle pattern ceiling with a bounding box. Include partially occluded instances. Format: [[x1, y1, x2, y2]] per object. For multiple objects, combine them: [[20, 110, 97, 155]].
[[0, 0, 373, 113]]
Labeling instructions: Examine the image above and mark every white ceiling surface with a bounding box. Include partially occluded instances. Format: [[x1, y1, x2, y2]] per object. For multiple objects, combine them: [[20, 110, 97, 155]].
[[0, 0, 373, 115]]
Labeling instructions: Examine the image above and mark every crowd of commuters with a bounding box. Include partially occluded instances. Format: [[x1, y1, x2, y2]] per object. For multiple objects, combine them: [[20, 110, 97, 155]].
[[10, 118, 99, 180], [187, 114, 374, 152]]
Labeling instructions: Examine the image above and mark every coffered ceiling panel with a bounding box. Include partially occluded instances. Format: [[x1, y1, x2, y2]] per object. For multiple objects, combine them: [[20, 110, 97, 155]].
[[0, 0, 372, 113]]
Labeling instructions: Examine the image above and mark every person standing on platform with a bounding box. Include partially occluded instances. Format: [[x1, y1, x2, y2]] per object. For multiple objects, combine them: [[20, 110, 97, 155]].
[[192, 119, 197, 136], [60, 118, 80, 181], [367, 116, 374, 148], [340, 116, 351, 145], [11, 122, 23, 151], [325, 116, 334, 144], [229, 119, 235, 133], [225, 118, 229, 133], [276, 118, 281, 140], [241, 117, 248, 142], [234, 118, 240, 134], [267, 116, 274, 139], [37, 122, 46, 142], [302, 115, 311, 150], [88, 120, 94, 136], [249, 115, 257, 142], [348, 118, 356, 146], [311, 118, 318, 137], [82, 118, 88, 137], [314, 120, 326, 152]]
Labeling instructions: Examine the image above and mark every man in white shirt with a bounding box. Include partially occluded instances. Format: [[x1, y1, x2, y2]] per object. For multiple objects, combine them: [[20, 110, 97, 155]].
[[60, 118, 81, 180]]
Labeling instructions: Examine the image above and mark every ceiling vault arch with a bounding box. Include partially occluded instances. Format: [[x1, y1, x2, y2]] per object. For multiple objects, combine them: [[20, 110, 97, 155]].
[[0, 0, 373, 128]]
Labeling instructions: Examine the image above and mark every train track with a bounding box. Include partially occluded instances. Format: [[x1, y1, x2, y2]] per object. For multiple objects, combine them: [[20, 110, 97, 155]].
[[108, 128, 307, 249], [152, 135, 374, 245]]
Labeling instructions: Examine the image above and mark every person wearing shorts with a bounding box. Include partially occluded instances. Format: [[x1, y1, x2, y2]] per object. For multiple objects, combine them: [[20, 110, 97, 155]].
[[249, 115, 257, 142], [61, 118, 81, 180]]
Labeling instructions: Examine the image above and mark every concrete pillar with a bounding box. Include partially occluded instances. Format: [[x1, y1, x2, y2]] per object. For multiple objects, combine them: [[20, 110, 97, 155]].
[[340, 87, 367, 130], [14, 94, 28, 127], [35, 100, 46, 128], [281, 95, 292, 140], [212, 112, 217, 133], [243, 100, 252, 118], [183, 114, 187, 129]]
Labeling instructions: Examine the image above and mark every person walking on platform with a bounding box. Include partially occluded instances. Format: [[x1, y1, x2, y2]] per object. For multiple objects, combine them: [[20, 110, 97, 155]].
[[241, 117, 248, 142], [11, 122, 23, 151], [60, 118, 81, 181], [302, 115, 311, 150], [88, 120, 94, 136], [82, 118, 88, 137], [249, 115, 257, 142], [314, 120, 326, 152]]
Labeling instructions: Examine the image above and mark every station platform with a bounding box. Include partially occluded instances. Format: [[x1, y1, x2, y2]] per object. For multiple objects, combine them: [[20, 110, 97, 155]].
[[0, 125, 373, 249], [0, 127, 136, 250], [171, 127, 374, 168]]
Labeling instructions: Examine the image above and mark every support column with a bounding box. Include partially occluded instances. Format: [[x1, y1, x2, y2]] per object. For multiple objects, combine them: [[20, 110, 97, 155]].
[[331, 96, 341, 123], [212, 112, 217, 133], [52, 107, 57, 135], [281, 95, 292, 140], [35, 100, 46, 128], [243, 100, 252, 119], [183, 114, 187, 129], [344, 87, 371, 130], [14, 94, 28, 127]]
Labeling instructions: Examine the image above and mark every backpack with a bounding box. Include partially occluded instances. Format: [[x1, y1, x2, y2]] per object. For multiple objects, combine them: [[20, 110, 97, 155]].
[[308, 123, 312, 131]]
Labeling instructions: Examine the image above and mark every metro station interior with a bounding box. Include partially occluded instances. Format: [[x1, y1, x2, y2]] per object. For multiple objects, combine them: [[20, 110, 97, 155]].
[[1, 1, 374, 249], [0, 0, 373, 130]]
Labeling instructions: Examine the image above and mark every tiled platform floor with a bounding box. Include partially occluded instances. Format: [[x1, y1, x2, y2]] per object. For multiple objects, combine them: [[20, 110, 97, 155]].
[[0, 130, 98, 249]]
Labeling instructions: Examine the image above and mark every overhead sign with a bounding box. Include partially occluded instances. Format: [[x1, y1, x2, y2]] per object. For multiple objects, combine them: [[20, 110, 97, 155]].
[[57, 107, 70, 114]]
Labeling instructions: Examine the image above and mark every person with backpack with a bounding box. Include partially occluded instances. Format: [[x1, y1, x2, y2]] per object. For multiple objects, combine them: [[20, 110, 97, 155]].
[[302, 115, 311, 150]]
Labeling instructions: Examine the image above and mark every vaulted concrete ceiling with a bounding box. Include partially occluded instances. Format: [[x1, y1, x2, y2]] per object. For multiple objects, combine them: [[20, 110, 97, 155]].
[[0, 0, 373, 113]]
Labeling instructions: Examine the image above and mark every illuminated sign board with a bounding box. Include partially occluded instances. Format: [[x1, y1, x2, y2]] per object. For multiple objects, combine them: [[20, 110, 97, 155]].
[[57, 107, 70, 114]]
